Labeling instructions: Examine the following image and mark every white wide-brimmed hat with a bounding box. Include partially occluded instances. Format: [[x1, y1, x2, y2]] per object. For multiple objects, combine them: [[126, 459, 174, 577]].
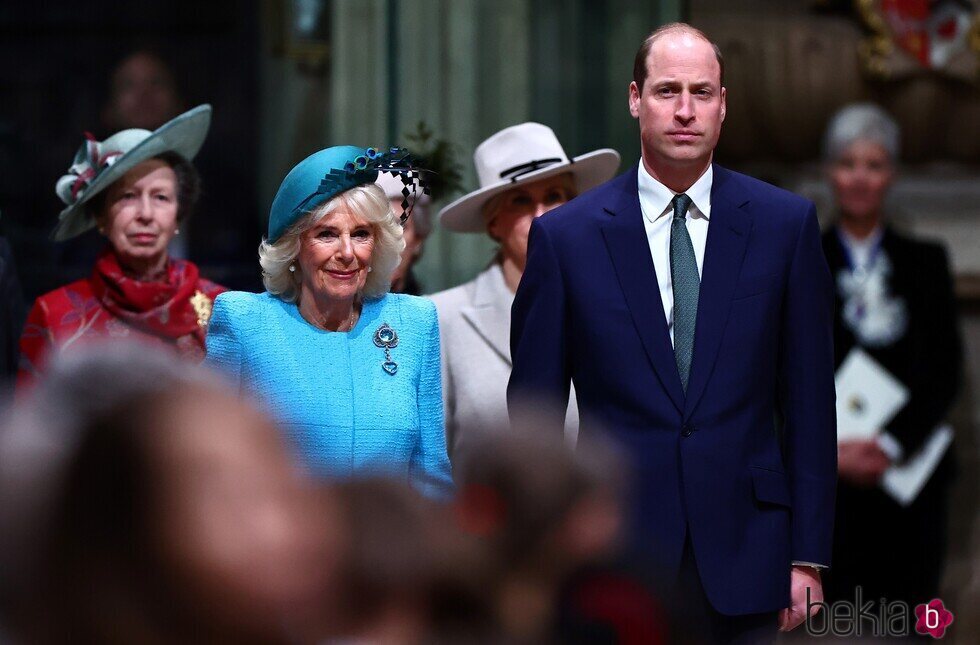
[[52, 104, 212, 241], [438, 122, 620, 233]]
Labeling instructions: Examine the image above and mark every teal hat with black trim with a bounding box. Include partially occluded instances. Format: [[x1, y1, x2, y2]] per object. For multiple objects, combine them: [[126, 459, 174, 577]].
[[267, 145, 429, 242]]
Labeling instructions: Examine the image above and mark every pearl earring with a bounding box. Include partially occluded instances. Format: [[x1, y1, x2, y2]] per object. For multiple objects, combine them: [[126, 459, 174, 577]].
[[289, 264, 296, 273], [367, 266, 373, 273], [174, 228, 180, 235]]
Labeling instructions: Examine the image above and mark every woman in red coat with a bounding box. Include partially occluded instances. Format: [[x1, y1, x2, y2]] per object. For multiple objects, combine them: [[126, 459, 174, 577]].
[[17, 105, 225, 390]]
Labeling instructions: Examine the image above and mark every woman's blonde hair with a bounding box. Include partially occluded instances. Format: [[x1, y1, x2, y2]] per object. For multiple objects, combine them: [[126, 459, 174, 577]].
[[259, 183, 405, 302]]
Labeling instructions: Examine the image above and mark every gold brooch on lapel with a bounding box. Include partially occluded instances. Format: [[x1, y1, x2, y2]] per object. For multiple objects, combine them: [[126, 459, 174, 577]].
[[190, 290, 214, 328]]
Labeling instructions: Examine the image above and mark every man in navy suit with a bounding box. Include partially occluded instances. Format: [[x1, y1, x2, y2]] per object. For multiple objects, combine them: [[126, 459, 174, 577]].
[[508, 23, 837, 641]]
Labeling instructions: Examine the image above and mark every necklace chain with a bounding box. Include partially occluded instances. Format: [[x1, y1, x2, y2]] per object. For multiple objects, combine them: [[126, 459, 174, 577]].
[[326, 306, 357, 332], [305, 302, 358, 332], [342, 307, 357, 332]]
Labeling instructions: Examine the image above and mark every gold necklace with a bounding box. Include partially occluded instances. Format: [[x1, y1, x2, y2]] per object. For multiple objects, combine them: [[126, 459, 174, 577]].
[[303, 302, 358, 332], [341, 306, 357, 332], [321, 307, 356, 332]]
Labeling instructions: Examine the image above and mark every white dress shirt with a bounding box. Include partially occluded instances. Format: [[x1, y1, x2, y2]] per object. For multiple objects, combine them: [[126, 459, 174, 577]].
[[637, 162, 712, 346], [838, 225, 883, 272], [836, 223, 905, 464]]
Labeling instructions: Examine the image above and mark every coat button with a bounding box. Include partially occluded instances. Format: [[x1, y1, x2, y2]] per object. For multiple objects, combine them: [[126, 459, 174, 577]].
[[681, 424, 694, 437]]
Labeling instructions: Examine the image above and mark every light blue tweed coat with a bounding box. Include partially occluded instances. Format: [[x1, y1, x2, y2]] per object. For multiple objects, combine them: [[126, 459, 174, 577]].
[[205, 291, 453, 498]]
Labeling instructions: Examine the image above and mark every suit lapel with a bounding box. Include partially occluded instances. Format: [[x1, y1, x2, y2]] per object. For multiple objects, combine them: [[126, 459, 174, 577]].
[[461, 266, 513, 365], [600, 167, 686, 414], [682, 165, 751, 419]]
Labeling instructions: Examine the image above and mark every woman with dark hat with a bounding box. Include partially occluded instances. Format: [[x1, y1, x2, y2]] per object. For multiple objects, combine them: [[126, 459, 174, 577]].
[[429, 123, 620, 457], [205, 146, 453, 498], [17, 106, 225, 391]]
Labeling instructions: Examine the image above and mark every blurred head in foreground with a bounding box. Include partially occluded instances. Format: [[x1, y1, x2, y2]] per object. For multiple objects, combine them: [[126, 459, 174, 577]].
[[325, 477, 488, 645], [0, 344, 339, 644], [455, 429, 623, 572], [452, 427, 626, 642]]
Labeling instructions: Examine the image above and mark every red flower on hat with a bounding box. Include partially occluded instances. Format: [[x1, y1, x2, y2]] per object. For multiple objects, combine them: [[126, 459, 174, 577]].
[[67, 132, 124, 201]]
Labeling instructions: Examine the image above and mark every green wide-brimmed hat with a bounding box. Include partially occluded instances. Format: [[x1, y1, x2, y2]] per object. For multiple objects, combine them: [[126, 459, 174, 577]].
[[267, 145, 427, 243], [52, 104, 212, 241]]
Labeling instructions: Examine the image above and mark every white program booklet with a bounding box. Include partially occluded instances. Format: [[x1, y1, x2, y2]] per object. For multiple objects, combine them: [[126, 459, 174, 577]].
[[881, 424, 954, 507], [835, 348, 909, 442]]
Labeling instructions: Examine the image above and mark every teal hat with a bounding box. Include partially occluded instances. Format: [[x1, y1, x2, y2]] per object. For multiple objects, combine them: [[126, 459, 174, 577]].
[[267, 145, 428, 242], [53, 104, 211, 241]]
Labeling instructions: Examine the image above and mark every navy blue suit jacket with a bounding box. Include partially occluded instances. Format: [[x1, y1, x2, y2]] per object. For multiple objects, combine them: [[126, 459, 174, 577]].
[[508, 164, 837, 615]]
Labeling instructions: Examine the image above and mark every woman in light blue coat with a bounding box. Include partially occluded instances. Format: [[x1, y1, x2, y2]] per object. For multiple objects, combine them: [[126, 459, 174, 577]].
[[206, 146, 452, 498]]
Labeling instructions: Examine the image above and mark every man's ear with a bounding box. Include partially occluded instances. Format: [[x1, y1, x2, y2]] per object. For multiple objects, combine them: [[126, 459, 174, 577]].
[[628, 81, 641, 119], [720, 86, 727, 123]]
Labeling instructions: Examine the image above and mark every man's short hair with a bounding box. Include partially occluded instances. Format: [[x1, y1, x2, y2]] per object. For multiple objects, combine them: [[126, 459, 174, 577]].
[[632, 23, 725, 93]]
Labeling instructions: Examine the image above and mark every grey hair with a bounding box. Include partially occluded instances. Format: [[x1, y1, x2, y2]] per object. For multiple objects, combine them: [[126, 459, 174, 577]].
[[258, 183, 406, 302], [822, 103, 901, 163]]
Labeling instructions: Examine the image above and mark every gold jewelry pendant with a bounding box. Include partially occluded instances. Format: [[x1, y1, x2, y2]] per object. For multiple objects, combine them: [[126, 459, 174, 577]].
[[190, 291, 214, 328]]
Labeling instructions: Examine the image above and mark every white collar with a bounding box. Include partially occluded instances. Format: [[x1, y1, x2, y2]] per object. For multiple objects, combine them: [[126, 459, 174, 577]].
[[637, 162, 713, 222], [838, 224, 884, 253]]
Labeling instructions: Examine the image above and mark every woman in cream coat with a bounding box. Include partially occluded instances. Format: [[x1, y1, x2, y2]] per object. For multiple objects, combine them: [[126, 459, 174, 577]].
[[429, 123, 619, 457]]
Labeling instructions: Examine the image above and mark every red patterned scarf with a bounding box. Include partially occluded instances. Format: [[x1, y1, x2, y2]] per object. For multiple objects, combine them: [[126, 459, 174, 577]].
[[90, 249, 205, 344]]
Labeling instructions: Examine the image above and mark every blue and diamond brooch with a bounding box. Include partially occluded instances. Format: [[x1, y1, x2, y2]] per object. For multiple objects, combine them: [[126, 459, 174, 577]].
[[373, 322, 399, 375]]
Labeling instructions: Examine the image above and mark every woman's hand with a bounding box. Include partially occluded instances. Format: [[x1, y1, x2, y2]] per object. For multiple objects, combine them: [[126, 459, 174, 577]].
[[837, 439, 892, 487]]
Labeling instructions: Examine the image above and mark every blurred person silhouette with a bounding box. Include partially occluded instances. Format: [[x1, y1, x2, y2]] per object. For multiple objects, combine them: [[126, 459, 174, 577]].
[[102, 50, 184, 133], [17, 105, 226, 391], [0, 113, 46, 301], [0, 233, 24, 389], [205, 146, 452, 498], [323, 477, 488, 645], [430, 123, 619, 457], [377, 172, 432, 295], [820, 103, 962, 605], [0, 344, 340, 644], [452, 424, 640, 644]]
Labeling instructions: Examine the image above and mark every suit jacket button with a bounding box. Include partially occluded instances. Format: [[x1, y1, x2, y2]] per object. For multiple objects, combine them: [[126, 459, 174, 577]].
[[681, 424, 694, 437]]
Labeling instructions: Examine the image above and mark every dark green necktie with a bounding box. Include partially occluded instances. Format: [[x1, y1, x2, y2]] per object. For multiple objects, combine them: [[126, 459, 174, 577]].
[[670, 193, 698, 392]]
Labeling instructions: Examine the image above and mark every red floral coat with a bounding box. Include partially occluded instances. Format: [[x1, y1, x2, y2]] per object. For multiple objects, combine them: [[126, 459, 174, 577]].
[[17, 250, 225, 391]]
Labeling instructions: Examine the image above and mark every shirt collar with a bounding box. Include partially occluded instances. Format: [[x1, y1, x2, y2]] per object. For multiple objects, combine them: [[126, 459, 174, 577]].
[[836, 224, 884, 271], [637, 161, 713, 222], [838, 224, 883, 253]]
